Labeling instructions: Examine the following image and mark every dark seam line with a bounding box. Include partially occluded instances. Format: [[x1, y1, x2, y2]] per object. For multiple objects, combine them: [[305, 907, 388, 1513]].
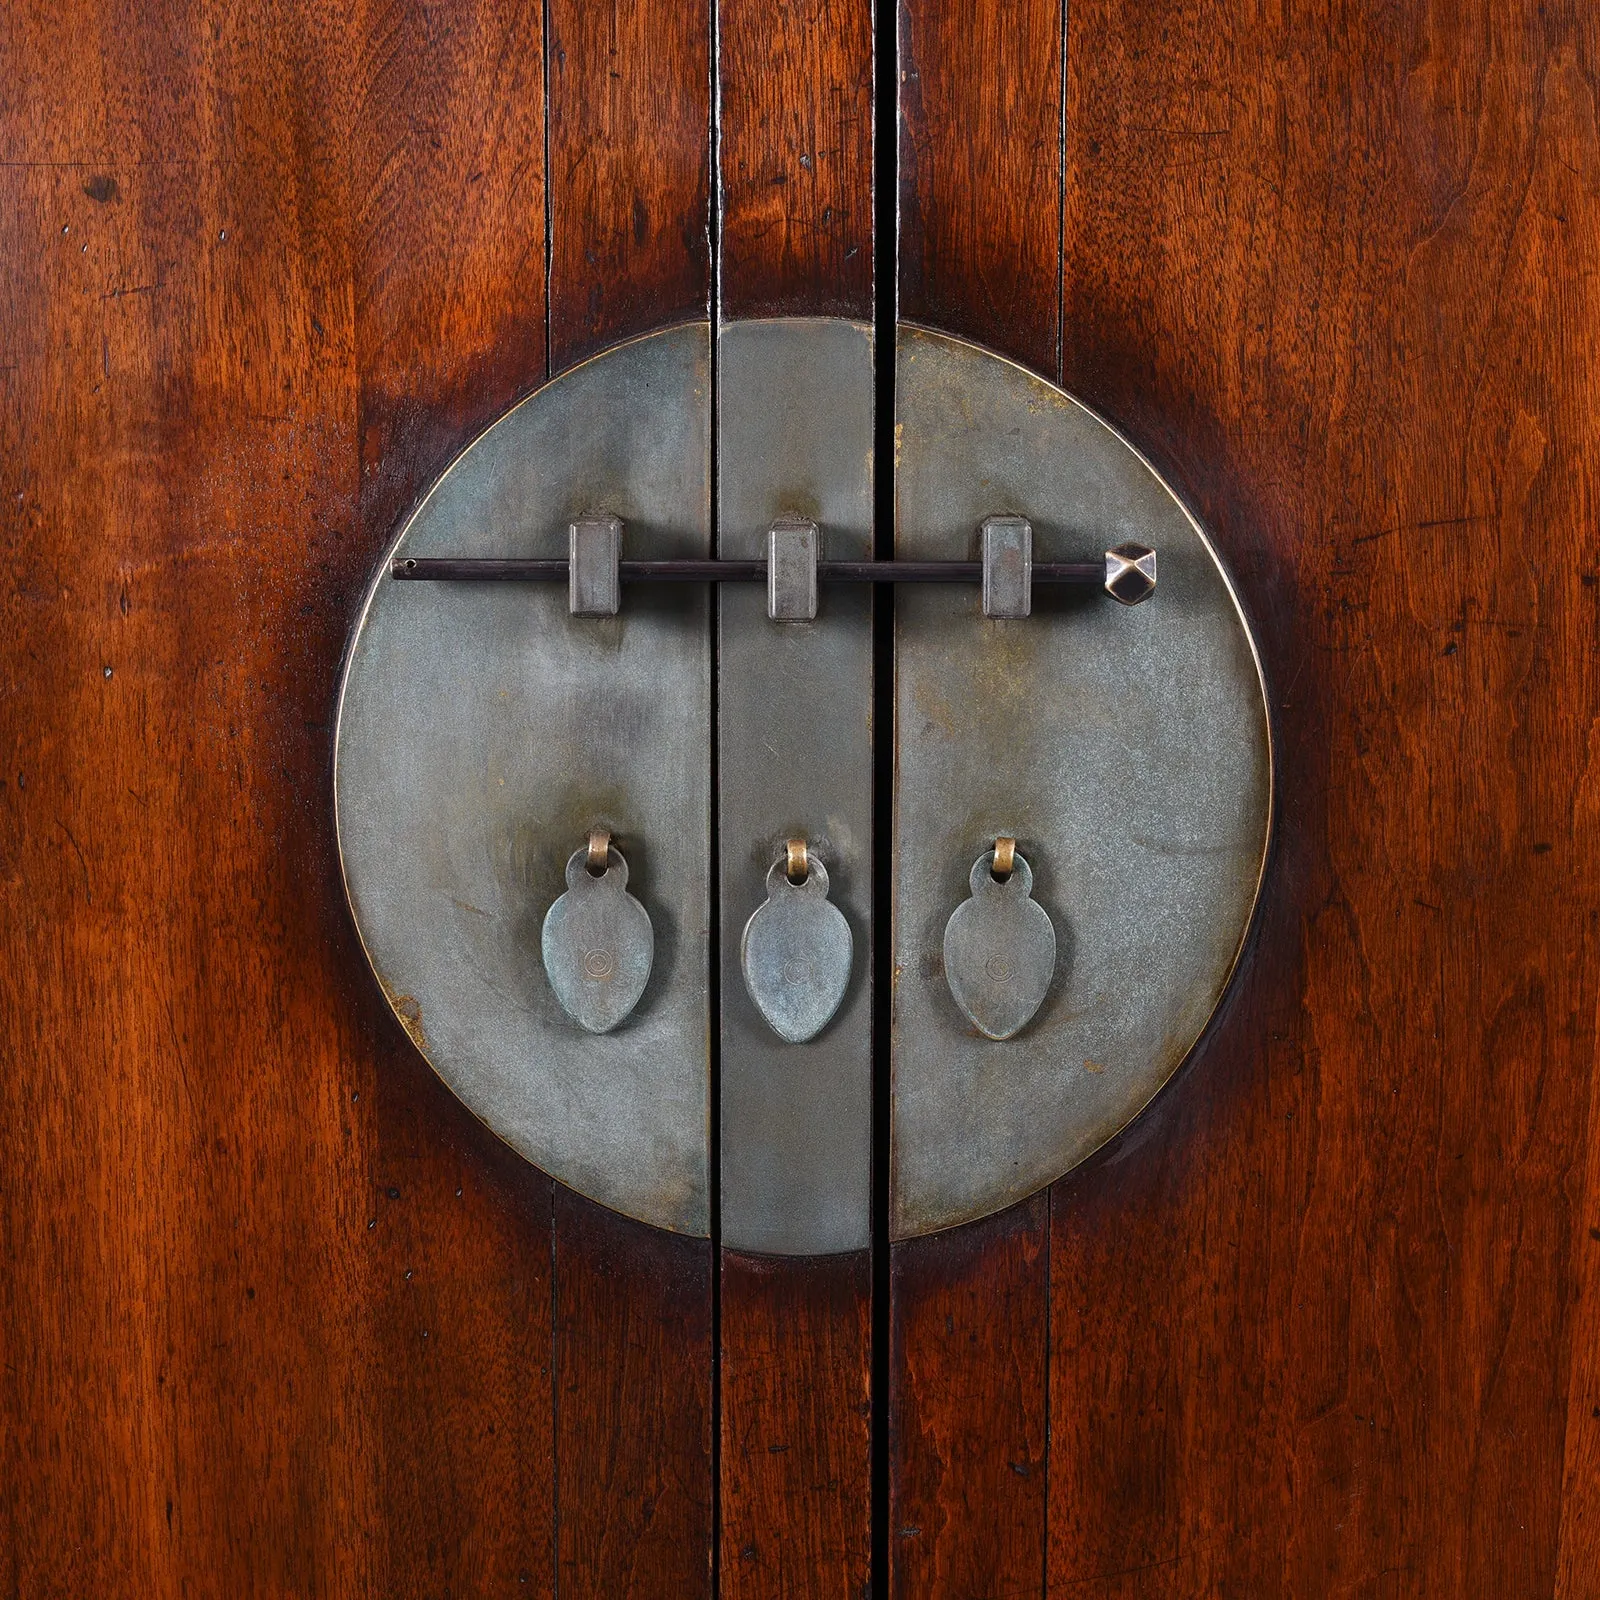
[[1047, 7, 1067, 1590], [708, 0, 724, 1591], [1057, 0, 1068, 387], [870, 0, 899, 1595], [543, 12, 559, 1596], [1042, 1185, 1054, 1596], [549, 1183, 561, 1599], [543, 0, 554, 384]]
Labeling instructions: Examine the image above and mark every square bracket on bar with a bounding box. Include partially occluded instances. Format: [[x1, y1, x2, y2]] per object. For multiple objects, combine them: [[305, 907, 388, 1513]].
[[569, 512, 622, 617], [767, 517, 819, 622], [982, 515, 1033, 619]]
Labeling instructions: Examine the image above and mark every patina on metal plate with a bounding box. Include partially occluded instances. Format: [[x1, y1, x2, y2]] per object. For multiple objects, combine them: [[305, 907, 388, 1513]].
[[892, 324, 1272, 1240], [716, 318, 874, 1257], [334, 322, 712, 1238]]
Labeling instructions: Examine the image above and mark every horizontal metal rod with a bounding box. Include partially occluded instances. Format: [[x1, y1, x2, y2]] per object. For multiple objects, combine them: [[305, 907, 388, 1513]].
[[391, 556, 1107, 585]]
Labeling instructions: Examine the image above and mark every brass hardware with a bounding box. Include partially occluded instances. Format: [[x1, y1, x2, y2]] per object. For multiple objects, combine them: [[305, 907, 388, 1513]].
[[543, 838, 655, 1035], [786, 837, 810, 883], [569, 513, 622, 617], [992, 836, 1016, 879]]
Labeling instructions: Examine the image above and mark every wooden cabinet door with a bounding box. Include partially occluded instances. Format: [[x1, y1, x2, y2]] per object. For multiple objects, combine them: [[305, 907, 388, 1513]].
[[4, 2, 1596, 1596]]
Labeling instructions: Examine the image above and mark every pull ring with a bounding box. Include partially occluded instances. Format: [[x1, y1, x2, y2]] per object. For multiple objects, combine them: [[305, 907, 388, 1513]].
[[587, 826, 612, 875], [993, 835, 1017, 880], [786, 837, 809, 883]]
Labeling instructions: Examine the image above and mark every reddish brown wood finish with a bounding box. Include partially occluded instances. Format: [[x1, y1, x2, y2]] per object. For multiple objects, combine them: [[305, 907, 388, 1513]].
[[544, 1, 717, 1593], [554, 1192, 714, 1597], [6, 0, 1599, 1592], [0, 14, 368, 1585], [547, 0, 713, 370], [890, 1196, 1051, 1599], [350, 6, 560, 1588], [889, 7, 1060, 1587], [1044, 2, 1600, 1595], [719, 1252, 873, 1599], [715, 5, 875, 1591], [0, 0, 718, 1591], [897, 0, 1062, 374], [719, 0, 874, 321], [0, 0, 559, 1588]]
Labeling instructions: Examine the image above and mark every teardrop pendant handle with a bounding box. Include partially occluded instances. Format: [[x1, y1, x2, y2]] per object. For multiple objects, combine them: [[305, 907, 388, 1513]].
[[740, 844, 854, 1044], [943, 841, 1057, 1040], [542, 835, 655, 1033]]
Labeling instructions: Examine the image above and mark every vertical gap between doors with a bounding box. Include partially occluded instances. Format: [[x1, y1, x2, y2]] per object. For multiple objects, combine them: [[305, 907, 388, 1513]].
[[870, 0, 899, 1594], [708, 0, 725, 1584], [704, 0, 723, 1574]]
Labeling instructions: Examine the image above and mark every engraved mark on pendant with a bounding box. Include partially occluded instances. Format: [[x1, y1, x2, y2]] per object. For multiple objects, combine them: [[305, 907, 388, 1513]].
[[542, 836, 654, 1033], [943, 844, 1057, 1040], [741, 847, 853, 1044]]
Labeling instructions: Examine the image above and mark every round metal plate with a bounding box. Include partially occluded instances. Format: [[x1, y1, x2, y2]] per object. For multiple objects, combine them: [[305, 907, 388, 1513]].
[[890, 324, 1272, 1239], [335, 316, 1269, 1248], [335, 323, 713, 1238]]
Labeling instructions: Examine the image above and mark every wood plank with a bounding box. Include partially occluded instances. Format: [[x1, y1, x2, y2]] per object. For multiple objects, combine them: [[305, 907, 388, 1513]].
[[897, 0, 1062, 375], [719, 1252, 872, 1599], [719, 0, 873, 320], [890, 4, 1060, 1591], [554, 1191, 715, 1597], [352, 0, 549, 516], [1052, 1, 1600, 1594], [348, 1, 558, 1588], [0, 2, 374, 1587], [547, 0, 713, 371], [889, 1197, 1050, 1600], [545, 8, 715, 1591], [715, 5, 875, 1593]]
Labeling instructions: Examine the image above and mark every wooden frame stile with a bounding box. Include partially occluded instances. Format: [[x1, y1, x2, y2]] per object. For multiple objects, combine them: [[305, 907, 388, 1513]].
[[890, 0, 1064, 1594], [351, 0, 557, 1587], [545, 0, 717, 1592], [715, 1, 876, 1595]]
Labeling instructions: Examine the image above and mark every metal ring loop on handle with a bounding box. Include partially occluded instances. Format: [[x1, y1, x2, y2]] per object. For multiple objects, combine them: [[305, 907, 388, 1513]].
[[786, 837, 809, 884], [993, 836, 1017, 880], [587, 827, 612, 875]]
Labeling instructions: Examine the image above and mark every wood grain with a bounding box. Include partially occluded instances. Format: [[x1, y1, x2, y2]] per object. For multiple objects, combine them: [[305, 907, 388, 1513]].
[[719, 1252, 873, 1599], [889, 8, 1060, 1589], [554, 1191, 714, 1598], [897, 0, 1062, 374], [889, 1196, 1050, 1599], [547, 0, 713, 371], [0, 1, 374, 1586], [348, 0, 558, 1588], [719, 0, 874, 320], [1049, 0, 1600, 1595], [543, 1, 717, 1593]]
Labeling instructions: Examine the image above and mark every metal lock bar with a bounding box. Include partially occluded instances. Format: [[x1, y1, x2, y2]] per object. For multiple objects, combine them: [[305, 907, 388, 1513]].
[[391, 543, 1157, 606]]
